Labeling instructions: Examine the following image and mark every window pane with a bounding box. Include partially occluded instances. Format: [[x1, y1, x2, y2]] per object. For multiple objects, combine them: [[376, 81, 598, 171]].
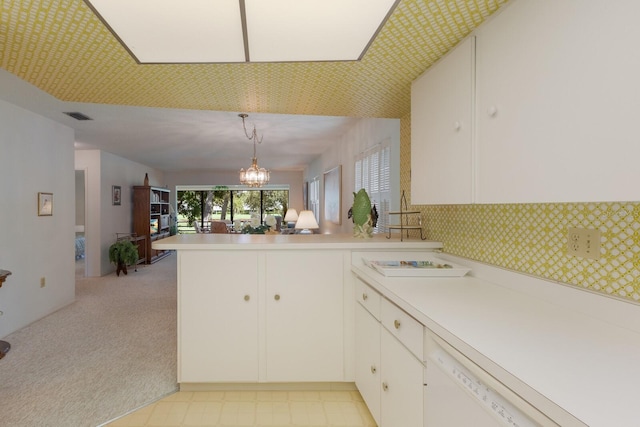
[[353, 141, 391, 234]]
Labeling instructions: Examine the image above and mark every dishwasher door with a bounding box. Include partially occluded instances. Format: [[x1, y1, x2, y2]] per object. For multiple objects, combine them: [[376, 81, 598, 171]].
[[425, 333, 557, 427], [425, 362, 506, 426]]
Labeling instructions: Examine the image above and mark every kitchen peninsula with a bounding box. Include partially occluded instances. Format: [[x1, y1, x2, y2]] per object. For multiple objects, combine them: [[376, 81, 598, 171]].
[[156, 233, 640, 426], [153, 233, 442, 388]]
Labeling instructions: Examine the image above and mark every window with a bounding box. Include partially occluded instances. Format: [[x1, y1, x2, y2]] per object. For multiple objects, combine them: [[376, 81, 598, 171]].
[[354, 140, 390, 233], [176, 185, 289, 233], [308, 177, 320, 223]]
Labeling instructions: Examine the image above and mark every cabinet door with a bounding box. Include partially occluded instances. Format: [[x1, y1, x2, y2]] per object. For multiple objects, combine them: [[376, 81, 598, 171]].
[[380, 328, 424, 427], [265, 251, 344, 382], [411, 36, 475, 205], [475, 0, 640, 203], [179, 251, 259, 382], [355, 303, 381, 426]]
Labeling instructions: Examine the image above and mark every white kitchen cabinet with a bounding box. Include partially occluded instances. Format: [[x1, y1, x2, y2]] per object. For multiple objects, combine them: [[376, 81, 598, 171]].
[[179, 251, 259, 382], [412, 0, 640, 204], [264, 251, 345, 382], [355, 302, 381, 425], [380, 327, 425, 427], [475, 0, 640, 203], [179, 250, 346, 384], [411, 36, 475, 205], [354, 278, 424, 427]]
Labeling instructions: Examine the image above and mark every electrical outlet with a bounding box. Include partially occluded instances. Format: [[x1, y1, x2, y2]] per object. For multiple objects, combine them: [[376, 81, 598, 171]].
[[40, 277, 46, 288], [567, 227, 601, 260]]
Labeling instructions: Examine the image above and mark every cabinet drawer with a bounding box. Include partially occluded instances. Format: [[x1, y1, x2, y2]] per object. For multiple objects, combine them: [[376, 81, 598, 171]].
[[355, 278, 381, 320], [381, 298, 424, 361]]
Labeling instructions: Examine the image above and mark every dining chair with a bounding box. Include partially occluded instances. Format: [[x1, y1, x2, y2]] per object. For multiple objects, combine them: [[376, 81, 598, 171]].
[[210, 221, 229, 234]]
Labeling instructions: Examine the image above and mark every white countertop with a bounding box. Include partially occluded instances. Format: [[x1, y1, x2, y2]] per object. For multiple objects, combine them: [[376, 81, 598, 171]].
[[351, 255, 640, 427], [153, 233, 443, 251]]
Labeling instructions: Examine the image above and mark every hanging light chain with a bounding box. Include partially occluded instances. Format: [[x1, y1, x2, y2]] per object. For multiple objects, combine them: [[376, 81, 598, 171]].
[[238, 113, 269, 187], [239, 113, 263, 145]]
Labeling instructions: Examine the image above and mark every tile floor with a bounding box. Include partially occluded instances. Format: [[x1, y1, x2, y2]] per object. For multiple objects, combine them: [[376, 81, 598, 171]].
[[105, 390, 377, 427]]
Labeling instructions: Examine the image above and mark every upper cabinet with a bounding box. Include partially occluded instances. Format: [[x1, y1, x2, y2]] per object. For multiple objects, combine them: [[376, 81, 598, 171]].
[[412, 0, 640, 204], [411, 37, 475, 205]]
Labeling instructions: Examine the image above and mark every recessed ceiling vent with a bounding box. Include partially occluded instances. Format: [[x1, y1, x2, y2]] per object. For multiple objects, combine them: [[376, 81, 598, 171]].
[[64, 112, 93, 121]]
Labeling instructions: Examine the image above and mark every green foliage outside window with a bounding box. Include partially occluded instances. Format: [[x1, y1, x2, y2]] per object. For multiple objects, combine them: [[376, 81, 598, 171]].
[[177, 188, 289, 232]]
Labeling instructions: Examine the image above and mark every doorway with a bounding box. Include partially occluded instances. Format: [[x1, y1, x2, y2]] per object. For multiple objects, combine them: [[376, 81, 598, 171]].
[[75, 170, 87, 278]]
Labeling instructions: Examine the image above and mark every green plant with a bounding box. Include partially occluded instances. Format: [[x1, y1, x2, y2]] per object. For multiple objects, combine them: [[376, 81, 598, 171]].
[[241, 224, 271, 234], [108, 240, 139, 276]]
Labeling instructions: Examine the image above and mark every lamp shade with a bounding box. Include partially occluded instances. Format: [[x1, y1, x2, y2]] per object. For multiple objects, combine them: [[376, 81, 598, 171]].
[[283, 208, 298, 222], [295, 210, 319, 233]]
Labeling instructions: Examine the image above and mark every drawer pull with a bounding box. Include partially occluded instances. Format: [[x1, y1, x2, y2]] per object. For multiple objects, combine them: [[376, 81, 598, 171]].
[[394, 319, 401, 329], [244, 295, 250, 301], [362, 293, 368, 301], [382, 382, 389, 391], [274, 294, 281, 301], [371, 365, 377, 374]]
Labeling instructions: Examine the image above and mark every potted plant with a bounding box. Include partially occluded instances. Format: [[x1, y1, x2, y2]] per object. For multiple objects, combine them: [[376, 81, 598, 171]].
[[108, 240, 139, 276]]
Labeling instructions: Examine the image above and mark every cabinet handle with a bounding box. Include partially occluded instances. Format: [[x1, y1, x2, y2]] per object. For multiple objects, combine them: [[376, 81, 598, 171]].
[[454, 121, 461, 131], [394, 319, 401, 329], [370, 365, 377, 374], [244, 295, 250, 301], [274, 294, 281, 301], [362, 293, 368, 301], [487, 106, 498, 117], [382, 382, 389, 391]]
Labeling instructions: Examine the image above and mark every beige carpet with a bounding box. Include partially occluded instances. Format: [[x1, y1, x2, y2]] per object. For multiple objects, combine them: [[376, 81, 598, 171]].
[[0, 254, 178, 427]]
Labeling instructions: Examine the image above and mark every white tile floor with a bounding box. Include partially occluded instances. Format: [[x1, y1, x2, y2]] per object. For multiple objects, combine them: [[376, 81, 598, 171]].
[[106, 390, 377, 427]]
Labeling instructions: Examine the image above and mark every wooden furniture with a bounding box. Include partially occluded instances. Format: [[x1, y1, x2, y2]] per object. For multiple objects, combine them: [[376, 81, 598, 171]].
[[0, 269, 12, 359], [0, 269, 11, 288], [210, 221, 229, 234], [132, 186, 171, 264], [115, 233, 147, 271]]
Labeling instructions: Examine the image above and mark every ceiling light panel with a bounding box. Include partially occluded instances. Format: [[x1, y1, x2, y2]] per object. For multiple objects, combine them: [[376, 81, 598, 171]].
[[245, 0, 398, 62], [87, 0, 245, 63]]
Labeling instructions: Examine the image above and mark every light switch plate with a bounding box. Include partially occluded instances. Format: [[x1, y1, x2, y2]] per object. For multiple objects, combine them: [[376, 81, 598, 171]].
[[567, 227, 601, 260]]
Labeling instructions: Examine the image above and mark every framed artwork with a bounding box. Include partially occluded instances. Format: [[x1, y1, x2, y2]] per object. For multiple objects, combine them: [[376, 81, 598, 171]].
[[112, 185, 122, 205], [303, 181, 309, 210], [38, 192, 53, 216], [323, 165, 342, 225]]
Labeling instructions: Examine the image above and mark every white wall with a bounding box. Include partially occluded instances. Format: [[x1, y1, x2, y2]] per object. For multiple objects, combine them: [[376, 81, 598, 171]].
[[75, 150, 165, 276], [305, 118, 400, 234], [0, 99, 76, 339]]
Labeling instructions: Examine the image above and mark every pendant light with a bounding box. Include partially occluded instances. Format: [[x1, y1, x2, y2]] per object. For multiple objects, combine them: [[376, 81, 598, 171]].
[[238, 113, 270, 187]]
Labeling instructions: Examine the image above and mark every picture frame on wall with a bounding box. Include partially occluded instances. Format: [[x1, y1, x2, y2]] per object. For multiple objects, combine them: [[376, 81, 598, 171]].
[[323, 165, 342, 225], [38, 192, 53, 216], [112, 185, 122, 206], [303, 181, 309, 210]]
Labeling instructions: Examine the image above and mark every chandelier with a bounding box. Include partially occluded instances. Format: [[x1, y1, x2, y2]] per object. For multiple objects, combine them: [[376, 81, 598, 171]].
[[238, 113, 270, 187]]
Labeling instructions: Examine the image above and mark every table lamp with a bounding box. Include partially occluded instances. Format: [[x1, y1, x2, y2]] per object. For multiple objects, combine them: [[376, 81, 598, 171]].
[[283, 208, 298, 228], [295, 210, 319, 234]]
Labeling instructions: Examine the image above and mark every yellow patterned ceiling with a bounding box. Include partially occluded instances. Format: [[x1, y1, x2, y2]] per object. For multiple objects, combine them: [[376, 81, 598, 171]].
[[0, 0, 509, 119]]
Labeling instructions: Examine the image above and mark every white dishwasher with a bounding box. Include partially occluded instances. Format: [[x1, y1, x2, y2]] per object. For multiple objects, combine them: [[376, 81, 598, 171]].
[[425, 332, 558, 427]]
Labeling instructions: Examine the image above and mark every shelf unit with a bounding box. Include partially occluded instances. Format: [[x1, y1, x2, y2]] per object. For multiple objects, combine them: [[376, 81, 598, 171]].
[[133, 186, 171, 264], [387, 191, 426, 241]]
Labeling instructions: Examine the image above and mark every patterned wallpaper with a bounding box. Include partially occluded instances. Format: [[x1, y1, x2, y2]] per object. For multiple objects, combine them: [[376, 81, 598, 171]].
[[400, 114, 640, 304], [0, 0, 509, 118]]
